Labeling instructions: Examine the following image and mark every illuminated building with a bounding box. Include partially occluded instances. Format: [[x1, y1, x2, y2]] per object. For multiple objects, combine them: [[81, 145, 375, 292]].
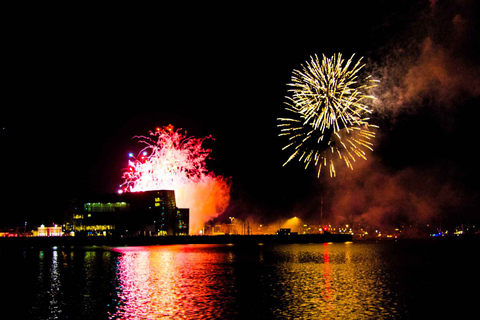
[[67, 190, 189, 236], [34, 225, 63, 237]]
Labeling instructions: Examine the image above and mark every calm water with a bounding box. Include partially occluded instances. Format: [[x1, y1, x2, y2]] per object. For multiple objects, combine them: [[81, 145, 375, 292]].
[[1, 240, 478, 319]]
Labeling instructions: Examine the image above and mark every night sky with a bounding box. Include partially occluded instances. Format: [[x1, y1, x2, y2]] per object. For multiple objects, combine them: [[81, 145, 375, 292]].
[[2, 1, 479, 228]]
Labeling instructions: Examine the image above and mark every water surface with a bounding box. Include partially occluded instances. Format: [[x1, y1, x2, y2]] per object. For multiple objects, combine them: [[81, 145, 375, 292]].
[[1, 240, 477, 319]]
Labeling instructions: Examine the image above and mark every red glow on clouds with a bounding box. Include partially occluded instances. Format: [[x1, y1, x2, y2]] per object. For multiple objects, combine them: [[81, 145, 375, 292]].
[[121, 126, 230, 234]]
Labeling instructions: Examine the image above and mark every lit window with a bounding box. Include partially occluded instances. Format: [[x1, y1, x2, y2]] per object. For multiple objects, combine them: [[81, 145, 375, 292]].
[[155, 203, 160, 207]]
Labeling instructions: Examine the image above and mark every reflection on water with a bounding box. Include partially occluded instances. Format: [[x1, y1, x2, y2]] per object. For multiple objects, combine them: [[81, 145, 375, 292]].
[[253, 243, 402, 319], [35, 249, 64, 318], [111, 243, 402, 319], [1, 240, 478, 319], [111, 245, 237, 319], [9, 247, 118, 319]]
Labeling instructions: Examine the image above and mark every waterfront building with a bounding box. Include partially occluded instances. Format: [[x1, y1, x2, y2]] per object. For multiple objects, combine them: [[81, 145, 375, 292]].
[[66, 190, 189, 236], [34, 225, 63, 237], [276, 228, 297, 236]]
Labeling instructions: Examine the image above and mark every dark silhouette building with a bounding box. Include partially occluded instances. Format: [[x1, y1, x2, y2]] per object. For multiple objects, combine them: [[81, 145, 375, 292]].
[[66, 190, 189, 236]]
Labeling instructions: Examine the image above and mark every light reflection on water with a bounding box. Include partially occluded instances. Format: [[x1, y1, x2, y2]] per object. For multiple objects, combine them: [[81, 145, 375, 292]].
[[2, 240, 478, 319], [25, 247, 118, 319], [251, 243, 402, 319], [111, 245, 237, 319], [111, 243, 401, 319]]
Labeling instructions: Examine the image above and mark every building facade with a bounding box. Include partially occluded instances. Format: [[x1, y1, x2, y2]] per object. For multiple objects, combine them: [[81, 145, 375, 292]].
[[34, 225, 63, 237], [66, 190, 189, 236]]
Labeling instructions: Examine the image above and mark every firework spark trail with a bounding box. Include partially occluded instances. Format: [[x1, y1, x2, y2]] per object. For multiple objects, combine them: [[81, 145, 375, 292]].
[[120, 125, 231, 234], [278, 53, 378, 177]]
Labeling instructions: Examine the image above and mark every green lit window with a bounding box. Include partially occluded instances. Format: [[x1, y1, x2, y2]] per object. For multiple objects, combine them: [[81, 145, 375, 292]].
[[84, 202, 129, 212]]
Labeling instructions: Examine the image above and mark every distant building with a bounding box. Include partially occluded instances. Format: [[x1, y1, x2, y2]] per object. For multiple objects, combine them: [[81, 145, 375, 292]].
[[0, 230, 20, 237], [276, 228, 298, 236], [66, 190, 189, 236], [203, 217, 247, 235], [34, 225, 63, 237]]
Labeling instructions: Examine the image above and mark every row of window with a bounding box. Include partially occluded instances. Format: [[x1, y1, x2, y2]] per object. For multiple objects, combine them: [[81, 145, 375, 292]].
[[84, 202, 129, 212], [73, 225, 115, 231]]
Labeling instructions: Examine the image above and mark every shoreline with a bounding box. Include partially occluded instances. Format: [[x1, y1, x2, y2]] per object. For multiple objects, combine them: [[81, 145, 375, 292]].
[[0, 233, 353, 248]]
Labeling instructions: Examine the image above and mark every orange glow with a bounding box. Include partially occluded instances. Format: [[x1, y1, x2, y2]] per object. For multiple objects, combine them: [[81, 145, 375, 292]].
[[281, 217, 301, 233]]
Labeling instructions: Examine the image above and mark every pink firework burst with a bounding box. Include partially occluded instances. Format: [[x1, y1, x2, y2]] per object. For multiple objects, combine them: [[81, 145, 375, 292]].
[[120, 125, 231, 234]]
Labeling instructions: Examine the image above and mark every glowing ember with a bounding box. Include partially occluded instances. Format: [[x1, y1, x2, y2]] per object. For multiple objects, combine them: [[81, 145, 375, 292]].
[[120, 125, 231, 234]]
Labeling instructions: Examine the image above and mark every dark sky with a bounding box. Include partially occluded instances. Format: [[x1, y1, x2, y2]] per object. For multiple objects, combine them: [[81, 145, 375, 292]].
[[2, 1, 479, 227]]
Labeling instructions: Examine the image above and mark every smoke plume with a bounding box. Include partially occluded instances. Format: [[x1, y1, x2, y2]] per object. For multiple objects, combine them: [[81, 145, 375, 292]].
[[373, 0, 480, 114], [324, 156, 464, 228], [322, 0, 479, 229]]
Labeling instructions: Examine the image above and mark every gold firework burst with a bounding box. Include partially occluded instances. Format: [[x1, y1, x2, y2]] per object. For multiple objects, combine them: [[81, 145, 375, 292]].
[[278, 53, 379, 177]]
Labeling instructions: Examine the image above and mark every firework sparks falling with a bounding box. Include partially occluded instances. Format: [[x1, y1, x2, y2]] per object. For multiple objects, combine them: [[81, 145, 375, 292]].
[[278, 53, 378, 177], [120, 125, 231, 234]]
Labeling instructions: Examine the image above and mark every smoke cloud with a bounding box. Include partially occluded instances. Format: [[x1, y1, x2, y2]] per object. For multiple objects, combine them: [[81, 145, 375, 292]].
[[373, 0, 480, 114], [176, 177, 231, 235], [324, 156, 464, 228], [320, 1, 479, 229]]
